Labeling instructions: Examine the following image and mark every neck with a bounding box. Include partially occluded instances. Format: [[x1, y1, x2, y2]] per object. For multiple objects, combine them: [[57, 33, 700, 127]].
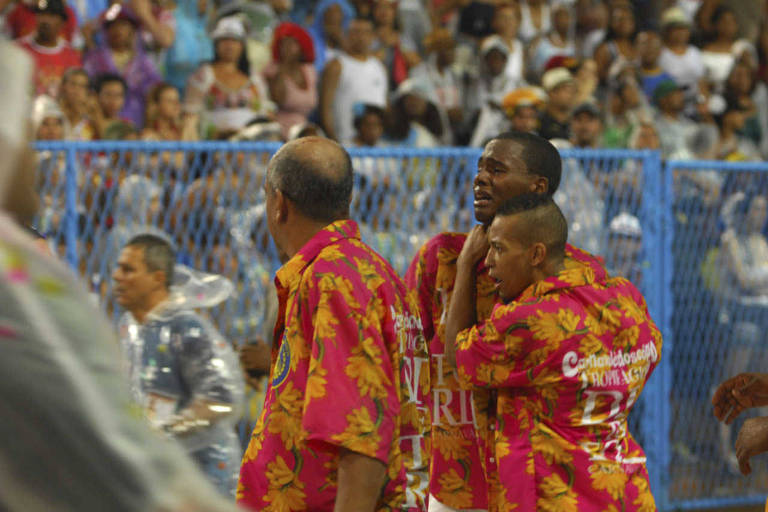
[[130, 289, 169, 324], [641, 62, 659, 71], [348, 50, 368, 60], [156, 117, 178, 130], [216, 61, 238, 71], [61, 100, 82, 122], [548, 103, 570, 117], [282, 218, 341, 260], [536, 258, 565, 282]]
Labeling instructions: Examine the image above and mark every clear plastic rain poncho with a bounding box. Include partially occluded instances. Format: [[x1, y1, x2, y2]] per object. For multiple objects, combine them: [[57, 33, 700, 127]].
[[0, 42, 240, 512], [117, 263, 245, 497]]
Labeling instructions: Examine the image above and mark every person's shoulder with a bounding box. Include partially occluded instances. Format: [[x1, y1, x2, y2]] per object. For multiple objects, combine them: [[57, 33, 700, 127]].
[[421, 231, 468, 255]]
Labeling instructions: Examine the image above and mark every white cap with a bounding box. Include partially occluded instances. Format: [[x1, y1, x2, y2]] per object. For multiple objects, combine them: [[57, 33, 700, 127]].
[[480, 35, 509, 57], [211, 16, 246, 41], [542, 67, 574, 92], [609, 212, 643, 238], [32, 95, 64, 132]]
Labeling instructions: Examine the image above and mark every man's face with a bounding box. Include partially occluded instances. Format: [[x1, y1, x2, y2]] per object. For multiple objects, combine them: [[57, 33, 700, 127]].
[[347, 19, 374, 54], [486, 214, 535, 301], [36, 117, 64, 140], [570, 112, 602, 148], [660, 89, 684, 113], [511, 106, 540, 133], [636, 31, 662, 65], [493, 6, 519, 38], [36, 12, 64, 44], [665, 26, 690, 46], [548, 81, 576, 109], [61, 73, 89, 105], [474, 139, 540, 224], [112, 246, 162, 311], [98, 81, 125, 118]]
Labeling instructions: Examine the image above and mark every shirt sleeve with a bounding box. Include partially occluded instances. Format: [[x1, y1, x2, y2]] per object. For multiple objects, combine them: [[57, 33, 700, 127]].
[[455, 301, 539, 389], [404, 240, 436, 341], [301, 262, 400, 464]]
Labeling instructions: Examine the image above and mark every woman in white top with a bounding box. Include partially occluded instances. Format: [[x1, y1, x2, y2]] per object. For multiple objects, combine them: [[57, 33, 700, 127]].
[[700, 5, 757, 93], [527, 2, 576, 80], [491, 3, 525, 88], [517, 0, 550, 44], [658, 7, 703, 106], [593, 3, 638, 85]]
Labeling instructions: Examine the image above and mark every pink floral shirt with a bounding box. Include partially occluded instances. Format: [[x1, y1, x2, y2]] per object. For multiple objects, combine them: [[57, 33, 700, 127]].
[[238, 220, 430, 511], [455, 247, 661, 512]]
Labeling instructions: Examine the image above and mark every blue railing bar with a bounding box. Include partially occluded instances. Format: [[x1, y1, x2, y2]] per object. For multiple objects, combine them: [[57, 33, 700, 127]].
[[670, 494, 766, 510], [667, 159, 768, 172]]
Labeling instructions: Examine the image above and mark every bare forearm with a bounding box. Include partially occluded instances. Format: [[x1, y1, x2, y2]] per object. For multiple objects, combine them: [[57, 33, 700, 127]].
[[334, 449, 386, 512], [445, 260, 477, 368]]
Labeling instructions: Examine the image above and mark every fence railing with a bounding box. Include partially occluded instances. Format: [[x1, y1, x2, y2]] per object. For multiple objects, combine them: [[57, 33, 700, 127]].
[[32, 141, 768, 510]]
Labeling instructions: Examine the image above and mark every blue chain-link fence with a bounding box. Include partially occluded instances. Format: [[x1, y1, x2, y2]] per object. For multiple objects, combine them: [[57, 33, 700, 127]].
[[32, 141, 768, 510]]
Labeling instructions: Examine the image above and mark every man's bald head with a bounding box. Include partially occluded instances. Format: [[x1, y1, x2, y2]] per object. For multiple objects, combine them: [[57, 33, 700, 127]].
[[266, 136, 353, 223]]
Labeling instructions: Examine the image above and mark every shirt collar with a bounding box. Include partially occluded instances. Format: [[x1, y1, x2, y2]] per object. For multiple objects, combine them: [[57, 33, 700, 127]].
[[275, 219, 361, 290], [516, 243, 608, 302]]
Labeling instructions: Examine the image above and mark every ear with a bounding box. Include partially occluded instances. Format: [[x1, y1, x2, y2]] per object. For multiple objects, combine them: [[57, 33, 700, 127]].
[[529, 242, 547, 267], [530, 176, 549, 195], [152, 270, 167, 290], [273, 188, 290, 225]]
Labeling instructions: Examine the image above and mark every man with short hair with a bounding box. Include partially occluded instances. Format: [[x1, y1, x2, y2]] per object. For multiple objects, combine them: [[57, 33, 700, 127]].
[[405, 131, 602, 512], [238, 137, 430, 511], [320, 17, 388, 143], [16, 0, 81, 97], [569, 100, 604, 149], [538, 67, 576, 141], [445, 194, 661, 511], [113, 233, 244, 497]]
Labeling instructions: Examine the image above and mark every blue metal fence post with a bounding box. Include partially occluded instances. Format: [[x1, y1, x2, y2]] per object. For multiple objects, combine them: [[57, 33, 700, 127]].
[[64, 145, 78, 270]]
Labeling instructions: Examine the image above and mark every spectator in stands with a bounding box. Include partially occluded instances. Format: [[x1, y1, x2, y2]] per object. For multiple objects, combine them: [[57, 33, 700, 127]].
[[579, 0, 609, 59], [517, 0, 550, 44], [385, 78, 443, 147], [31, 94, 65, 140], [83, 3, 162, 128], [653, 79, 716, 159], [708, 101, 761, 161], [16, 0, 81, 97], [113, 234, 244, 497], [538, 66, 576, 140], [58, 68, 96, 140], [409, 28, 464, 144], [142, 82, 197, 141], [605, 211, 644, 285], [92, 73, 132, 138], [700, 5, 756, 93], [263, 22, 318, 139], [371, 0, 419, 91], [569, 99, 604, 149], [593, 2, 637, 86], [131, 0, 175, 60], [467, 35, 517, 147], [156, 0, 213, 95], [490, 3, 525, 88], [527, 1, 575, 81], [758, 20, 768, 85], [658, 7, 703, 109], [723, 59, 768, 158], [352, 103, 386, 147], [5, 0, 77, 42], [319, 17, 388, 144], [185, 17, 273, 140], [603, 76, 650, 148], [309, 0, 354, 72], [635, 29, 673, 102], [572, 57, 599, 106], [501, 86, 545, 134]]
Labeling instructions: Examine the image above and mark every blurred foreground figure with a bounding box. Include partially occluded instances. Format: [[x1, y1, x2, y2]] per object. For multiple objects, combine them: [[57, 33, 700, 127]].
[[114, 235, 244, 497], [0, 41, 241, 512]]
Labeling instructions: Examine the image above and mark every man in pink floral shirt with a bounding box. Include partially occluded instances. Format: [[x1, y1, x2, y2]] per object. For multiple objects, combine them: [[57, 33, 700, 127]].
[[238, 137, 430, 511], [445, 194, 661, 511]]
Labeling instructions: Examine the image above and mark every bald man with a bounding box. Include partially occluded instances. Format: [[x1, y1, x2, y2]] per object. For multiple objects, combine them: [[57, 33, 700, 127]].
[[238, 137, 430, 512], [445, 194, 662, 511]]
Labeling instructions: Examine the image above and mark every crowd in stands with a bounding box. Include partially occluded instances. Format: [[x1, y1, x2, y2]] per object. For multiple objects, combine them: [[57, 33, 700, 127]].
[[4, 0, 766, 161]]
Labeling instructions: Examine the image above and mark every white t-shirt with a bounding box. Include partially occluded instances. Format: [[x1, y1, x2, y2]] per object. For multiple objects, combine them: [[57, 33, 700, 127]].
[[659, 46, 704, 94], [333, 53, 388, 144]]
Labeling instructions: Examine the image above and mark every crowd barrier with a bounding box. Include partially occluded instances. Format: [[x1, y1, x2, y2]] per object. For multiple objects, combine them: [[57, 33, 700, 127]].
[[32, 141, 768, 510]]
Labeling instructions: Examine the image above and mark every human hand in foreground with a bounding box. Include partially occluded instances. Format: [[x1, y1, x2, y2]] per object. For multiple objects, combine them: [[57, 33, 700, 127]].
[[713, 373, 768, 424]]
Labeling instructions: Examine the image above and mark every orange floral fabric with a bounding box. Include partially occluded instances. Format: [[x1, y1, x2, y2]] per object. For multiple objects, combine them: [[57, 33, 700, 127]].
[[238, 220, 430, 511], [455, 246, 661, 511]]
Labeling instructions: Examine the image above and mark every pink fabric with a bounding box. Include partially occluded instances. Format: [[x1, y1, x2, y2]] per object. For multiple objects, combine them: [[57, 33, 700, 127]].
[[455, 246, 660, 511], [238, 220, 429, 511], [262, 62, 318, 138]]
